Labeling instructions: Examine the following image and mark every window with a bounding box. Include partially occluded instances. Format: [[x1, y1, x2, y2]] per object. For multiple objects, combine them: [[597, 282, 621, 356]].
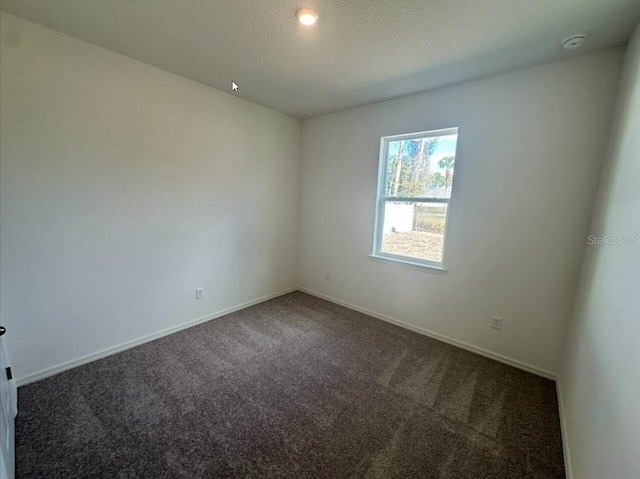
[[372, 128, 459, 270]]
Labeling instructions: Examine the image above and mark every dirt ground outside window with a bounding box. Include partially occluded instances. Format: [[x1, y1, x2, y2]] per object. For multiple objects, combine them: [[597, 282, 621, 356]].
[[381, 231, 444, 263]]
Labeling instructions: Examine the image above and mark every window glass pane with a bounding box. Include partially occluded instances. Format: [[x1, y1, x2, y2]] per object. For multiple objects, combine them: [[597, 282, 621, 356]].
[[385, 134, 458, 198], [381, 201, 448, 263]]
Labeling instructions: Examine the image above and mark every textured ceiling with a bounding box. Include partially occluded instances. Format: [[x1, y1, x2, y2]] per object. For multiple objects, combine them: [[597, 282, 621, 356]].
[[2, 0, 640, 119]]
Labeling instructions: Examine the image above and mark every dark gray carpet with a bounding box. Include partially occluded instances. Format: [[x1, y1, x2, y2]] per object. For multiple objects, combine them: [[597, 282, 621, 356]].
[[16, 291, 565, 478]]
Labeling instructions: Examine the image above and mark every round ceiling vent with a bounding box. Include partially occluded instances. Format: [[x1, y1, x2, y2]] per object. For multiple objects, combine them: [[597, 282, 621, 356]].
[[562, 34, 587, 50]]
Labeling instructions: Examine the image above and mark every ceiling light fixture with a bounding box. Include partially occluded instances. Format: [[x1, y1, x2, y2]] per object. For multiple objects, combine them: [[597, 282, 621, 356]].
[[296, 8, 318, 26], [562, 34, 587, 50]]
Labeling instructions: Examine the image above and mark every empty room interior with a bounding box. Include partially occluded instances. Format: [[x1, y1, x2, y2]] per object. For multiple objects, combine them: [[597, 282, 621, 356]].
[[0, 1, 639, 478]]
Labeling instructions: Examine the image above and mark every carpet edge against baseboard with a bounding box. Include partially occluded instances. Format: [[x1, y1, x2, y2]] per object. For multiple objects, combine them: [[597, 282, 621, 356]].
[[17, 286, 557, 386], [297, 287, 558, 381], [16, 287, 297, 386], [556, 380, 574, 479]]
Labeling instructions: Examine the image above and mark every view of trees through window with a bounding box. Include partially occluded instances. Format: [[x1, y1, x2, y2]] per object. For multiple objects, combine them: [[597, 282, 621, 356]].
[[376, 129, 458, 265]]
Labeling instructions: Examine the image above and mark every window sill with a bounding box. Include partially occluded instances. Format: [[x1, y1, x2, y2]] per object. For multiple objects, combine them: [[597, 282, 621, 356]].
[[368, 254, 448, 275]]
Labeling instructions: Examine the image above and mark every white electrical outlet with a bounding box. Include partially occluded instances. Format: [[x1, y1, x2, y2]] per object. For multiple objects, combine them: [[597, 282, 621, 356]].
[[324, 272, 331, 281], [196, 288, 203, 299], [491, 316, 503, 330]]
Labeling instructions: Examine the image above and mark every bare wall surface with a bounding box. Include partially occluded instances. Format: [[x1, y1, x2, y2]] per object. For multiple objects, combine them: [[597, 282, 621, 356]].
[[559, 23, 640, 479], [0, 13, 301, 381], [298, 50, 623, 376]]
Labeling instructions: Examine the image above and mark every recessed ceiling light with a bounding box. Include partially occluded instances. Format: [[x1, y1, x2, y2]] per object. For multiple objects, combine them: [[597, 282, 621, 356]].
[[296, 8, 318, 26], [562, 34, 587, 50]]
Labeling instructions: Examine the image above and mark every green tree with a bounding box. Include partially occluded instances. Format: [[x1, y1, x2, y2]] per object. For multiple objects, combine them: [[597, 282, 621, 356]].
[[412, 138, 438, 196], [388, 138, 440, 197], [391, 141, 404, 196], [428, 172, 446, 190], [438, 156, 455, 196]]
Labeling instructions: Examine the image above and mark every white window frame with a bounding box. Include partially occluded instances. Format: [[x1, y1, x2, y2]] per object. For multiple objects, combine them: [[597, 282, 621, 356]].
[[371, 127, 459, 272]]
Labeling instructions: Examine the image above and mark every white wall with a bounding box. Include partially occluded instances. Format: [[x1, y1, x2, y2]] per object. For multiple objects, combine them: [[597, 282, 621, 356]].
[[0, 9, 631, 393], [558, 24, 640, 479], [0, 13, 301, 382], [298, 50, 623, 376]]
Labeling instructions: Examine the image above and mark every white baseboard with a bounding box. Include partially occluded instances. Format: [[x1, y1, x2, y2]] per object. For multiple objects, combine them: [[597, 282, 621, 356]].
[[556, 380, 574, 479], [16, 287, 297, 386], [297, 287, 557, 380], [17, 285, 557, 386]]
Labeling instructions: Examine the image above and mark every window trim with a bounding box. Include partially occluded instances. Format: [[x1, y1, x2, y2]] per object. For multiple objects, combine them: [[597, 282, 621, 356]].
[[372, 127, 459, 271]]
